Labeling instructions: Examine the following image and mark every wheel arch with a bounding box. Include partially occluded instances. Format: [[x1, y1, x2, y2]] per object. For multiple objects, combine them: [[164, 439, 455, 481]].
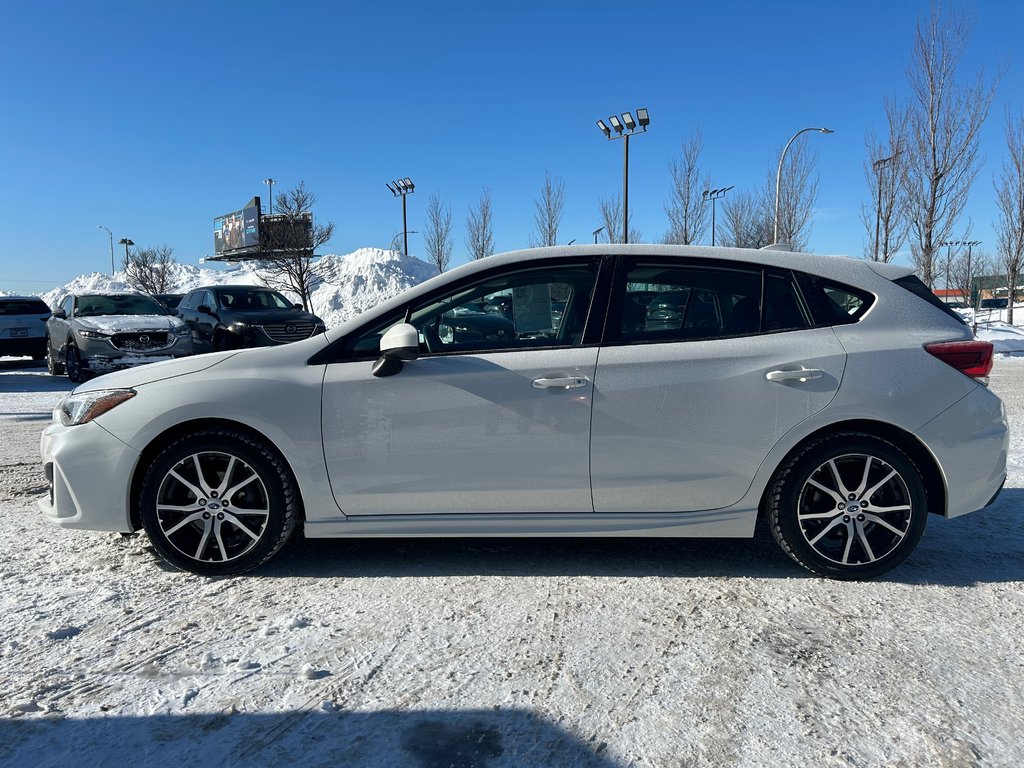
[[760, 419, 947, 519], [128, 417, 305, 531]]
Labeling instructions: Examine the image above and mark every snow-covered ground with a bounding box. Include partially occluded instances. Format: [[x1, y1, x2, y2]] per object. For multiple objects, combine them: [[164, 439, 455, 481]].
[[0, 355, 1022, 767]]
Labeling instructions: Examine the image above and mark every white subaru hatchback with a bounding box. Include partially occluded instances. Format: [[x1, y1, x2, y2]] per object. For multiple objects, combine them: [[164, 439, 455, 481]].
[[39, 246, 1007, 579]]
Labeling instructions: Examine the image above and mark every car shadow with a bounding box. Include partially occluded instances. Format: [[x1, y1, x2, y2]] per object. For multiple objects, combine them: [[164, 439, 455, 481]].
[[250, 489, 1024, 586], [0, 709, 621, 768]]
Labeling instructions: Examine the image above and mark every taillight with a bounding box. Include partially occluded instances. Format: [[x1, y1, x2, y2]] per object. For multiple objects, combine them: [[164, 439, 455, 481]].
[[925, 340, 994, 381]]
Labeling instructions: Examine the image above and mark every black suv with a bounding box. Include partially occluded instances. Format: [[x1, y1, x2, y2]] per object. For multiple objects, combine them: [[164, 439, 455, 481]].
[[176, 285, 326, 353]]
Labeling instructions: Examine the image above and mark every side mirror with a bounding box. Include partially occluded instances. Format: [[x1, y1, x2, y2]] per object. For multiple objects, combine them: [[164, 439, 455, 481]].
[[294, 303, 303, 310], [372, 323, 420, 378], [52, 308, 66, 319], [198, 304, 213, 315]]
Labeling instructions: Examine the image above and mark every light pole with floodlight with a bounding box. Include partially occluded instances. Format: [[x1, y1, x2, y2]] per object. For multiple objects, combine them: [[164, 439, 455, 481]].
[[773, 127, 834, 246], [872, 154, 898, 261], [596, 108, 650, 244], [118, 237, 134, 268], [97, 225, 114, 274], [386, 178, 415, 256], [593, 226, 605, 244], [701, 186, 733, 247], [263, 178, 276, 215]]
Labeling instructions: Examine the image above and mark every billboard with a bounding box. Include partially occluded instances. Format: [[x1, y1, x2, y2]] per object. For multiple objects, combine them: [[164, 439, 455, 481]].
[[214, 197, 261, 255]]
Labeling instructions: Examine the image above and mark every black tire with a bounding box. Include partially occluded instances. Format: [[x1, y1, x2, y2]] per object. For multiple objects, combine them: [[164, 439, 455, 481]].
[[65, 344, 83, 383], [46, 338, 64, 376], [766, 432, 928, 580], [213, 330, 235, 352], [139, 428, 299, 575]]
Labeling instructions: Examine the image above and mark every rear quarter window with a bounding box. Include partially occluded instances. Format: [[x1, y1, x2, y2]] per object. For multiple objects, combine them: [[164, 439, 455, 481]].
[[794, 272, 875, 327]]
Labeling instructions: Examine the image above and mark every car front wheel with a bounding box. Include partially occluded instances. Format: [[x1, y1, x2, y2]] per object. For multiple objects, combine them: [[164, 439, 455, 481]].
[[46, 338, 65, 376], [767, 433, 928, 580], [65, 345, 84, 383], [139, 429, 299, 575]]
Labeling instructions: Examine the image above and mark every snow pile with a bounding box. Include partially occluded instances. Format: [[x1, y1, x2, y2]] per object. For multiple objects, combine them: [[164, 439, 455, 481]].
[[39, 249, 439, 329], [975, 321, 1024, 355], [310, 248, 439, 327]]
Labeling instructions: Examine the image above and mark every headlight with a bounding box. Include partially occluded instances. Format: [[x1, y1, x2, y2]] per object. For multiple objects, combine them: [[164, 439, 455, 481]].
[[78, 330, 109, 340], [171, 322, 190, 336], [56, 389, 136, 427], [229, 321, 249, 332]]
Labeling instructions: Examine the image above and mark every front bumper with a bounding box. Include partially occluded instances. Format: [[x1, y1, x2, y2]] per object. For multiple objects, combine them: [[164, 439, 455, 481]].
[[38, 419, 140, 532]]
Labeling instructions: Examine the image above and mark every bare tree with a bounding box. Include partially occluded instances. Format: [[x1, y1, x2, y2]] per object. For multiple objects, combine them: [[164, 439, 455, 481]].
[[996, 110, 1024, 324], [900, 3, 1000, 287], [663, 134, 711, 244], [424, 192, 453, 273], [598, 195, 641, 244], [256, 181, 334, 311], [531, 171, 566, 247], [465, 188, 495, 260], [720, 190, 772, 249], [122, 244, 176, 294], [768, 136, 820, 251], [860, 102, 909, 262]]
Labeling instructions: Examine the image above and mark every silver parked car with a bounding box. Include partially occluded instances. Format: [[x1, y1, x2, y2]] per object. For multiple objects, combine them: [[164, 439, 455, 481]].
[[45, 292, 193, 382], [39, 246, 1007, 578], [0, 295, 51, 360]]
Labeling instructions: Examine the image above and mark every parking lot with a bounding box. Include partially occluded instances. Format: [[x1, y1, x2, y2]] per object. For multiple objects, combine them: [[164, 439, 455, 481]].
[[1, 356, 1022, 767]]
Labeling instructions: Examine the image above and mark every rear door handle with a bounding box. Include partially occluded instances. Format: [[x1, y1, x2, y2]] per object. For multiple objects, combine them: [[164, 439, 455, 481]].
[[765, 368, 823, 383], [532, 377, 589, 390]]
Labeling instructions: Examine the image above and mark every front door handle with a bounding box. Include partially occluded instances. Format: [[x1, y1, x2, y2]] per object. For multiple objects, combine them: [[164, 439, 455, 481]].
[[765, 367, 824, 383], [532, 376, 589, 390]]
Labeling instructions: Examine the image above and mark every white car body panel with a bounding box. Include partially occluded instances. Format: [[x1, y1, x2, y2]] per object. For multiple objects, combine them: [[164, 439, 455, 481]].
[[591, 328, 846, 512], [322, 348, 598, 515]]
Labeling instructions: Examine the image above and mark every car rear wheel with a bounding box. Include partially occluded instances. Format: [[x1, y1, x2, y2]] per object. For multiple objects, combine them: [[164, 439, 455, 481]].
[[767, 433, 928, 580], [139, 428, 299, 575], [65, 345, 83, 383], [46, 338, 64, 376]]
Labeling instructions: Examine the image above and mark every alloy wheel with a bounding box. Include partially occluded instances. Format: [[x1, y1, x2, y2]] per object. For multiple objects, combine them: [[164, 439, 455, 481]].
[[154, 450, 271, 564], [796, 453, 913, 567]]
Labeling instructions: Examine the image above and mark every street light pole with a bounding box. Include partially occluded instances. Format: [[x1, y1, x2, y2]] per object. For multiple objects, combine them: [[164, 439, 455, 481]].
[[701, 186, 734, 247], [593, 226, 605, 244], [117, 237, 134, 268], [97, 225, 114, 274], [773, 126, 834, 246], [263, 178, 275, 215], [386, 178, 415, 256], [872, 154, 897, 261], [597, 108, 650, 244]]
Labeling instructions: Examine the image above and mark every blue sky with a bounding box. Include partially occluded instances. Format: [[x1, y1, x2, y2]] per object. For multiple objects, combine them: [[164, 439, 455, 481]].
[[2, 0, 1023, 292]]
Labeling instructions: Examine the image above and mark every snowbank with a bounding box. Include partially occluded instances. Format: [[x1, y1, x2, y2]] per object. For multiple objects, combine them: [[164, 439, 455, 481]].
[[39, 249, 440, 329]]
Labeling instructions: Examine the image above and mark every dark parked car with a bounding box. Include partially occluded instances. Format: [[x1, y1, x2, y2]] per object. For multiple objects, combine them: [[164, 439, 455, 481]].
[[0, 296, 51, 360], [176, 285, 326, 352], [151, 293, 185, 313], [980, 298, 1008, 310]]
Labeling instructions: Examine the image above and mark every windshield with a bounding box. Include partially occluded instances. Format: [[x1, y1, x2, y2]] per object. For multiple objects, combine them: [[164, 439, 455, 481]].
[[75, 294, 166, 317], [217, 289, 293, 311]]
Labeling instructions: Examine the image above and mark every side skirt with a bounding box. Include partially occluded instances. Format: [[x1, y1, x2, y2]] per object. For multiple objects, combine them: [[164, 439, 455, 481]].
[[303, 508, 758, 539]]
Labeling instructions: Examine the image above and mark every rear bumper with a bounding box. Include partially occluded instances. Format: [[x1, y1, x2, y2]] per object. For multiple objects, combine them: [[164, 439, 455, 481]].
[[915, 386, 1009, 518]]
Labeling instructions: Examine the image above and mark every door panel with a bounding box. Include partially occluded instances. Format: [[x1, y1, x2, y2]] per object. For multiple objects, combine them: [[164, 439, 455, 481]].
[[323, 348, 598, 515], [590, 328, 846, 512]]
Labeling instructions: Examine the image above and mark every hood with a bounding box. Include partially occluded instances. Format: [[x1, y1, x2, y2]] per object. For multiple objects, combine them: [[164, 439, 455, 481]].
[[73, 350, 241, 393], [77, 314, 185, 333]]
